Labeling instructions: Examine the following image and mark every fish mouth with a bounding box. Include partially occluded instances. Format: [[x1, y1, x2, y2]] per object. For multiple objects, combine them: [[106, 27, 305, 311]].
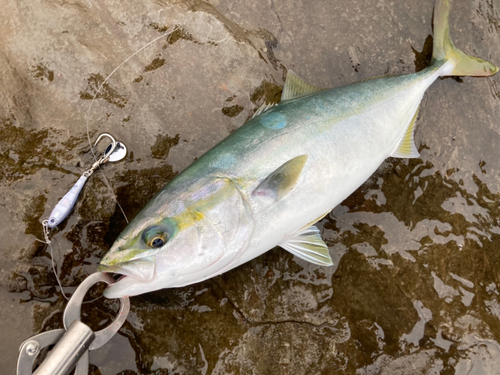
[[98, 256, 156, 298]]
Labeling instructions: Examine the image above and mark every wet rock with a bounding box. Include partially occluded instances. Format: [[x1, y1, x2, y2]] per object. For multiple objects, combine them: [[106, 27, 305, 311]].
[[1, 0, 500, 374]]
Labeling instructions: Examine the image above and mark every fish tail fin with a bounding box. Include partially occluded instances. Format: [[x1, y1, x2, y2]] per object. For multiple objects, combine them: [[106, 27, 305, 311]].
[[432, 0, 498, 76]]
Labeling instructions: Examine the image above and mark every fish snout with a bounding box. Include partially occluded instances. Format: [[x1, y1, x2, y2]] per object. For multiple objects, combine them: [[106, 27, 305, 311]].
[[98, 256, 156, 282]]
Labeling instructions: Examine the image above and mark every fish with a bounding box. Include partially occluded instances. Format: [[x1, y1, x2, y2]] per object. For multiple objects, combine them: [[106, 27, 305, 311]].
[[98, 0, 498, 298]]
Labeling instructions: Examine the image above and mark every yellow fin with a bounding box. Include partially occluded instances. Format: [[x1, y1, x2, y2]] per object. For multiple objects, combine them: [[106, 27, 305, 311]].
[[391, 107, 420, 158], [451, 49, 499, 77], [432, 0, 498, 76], [281, 70, 324, 101], [279, 226, 333, 266]]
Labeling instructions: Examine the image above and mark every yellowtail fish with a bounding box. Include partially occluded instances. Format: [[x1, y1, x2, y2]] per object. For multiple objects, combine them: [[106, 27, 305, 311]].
[[98, 0, 498, 298]]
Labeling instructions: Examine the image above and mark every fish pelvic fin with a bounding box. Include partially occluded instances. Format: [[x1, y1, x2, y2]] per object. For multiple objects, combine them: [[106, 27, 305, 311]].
[[279, 225, 333, 266], [432, 0, 498, 76]]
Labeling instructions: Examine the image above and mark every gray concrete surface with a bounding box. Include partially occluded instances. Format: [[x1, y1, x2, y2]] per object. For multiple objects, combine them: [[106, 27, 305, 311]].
[[1, 0, 500, 373]]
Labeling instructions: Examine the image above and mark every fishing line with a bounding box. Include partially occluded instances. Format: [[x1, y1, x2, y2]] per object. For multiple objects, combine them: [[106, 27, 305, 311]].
[[84, 28, 179, 161], [44, 26, 179, 299], [83, 29, 179, 224], [37, 221, 70, 300]]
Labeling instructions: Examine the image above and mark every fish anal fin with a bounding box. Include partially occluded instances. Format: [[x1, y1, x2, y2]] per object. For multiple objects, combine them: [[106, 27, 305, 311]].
[[252, 155, 308, 203], [281, 70, 324, 102], [391, 107, 420, 158], [279, 226, 333, 266]]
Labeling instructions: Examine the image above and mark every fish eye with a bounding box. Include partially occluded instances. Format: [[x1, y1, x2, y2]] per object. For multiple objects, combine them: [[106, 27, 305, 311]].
[[149, 236, 165, 248], [143, 226, 169, 248]]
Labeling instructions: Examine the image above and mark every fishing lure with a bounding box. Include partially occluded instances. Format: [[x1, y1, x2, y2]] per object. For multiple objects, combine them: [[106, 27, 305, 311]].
[[39, 133, 127, 299], [45, 134, 127, 230]]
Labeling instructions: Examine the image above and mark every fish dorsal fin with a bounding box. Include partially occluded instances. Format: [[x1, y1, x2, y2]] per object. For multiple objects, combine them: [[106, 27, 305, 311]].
[[391, 107, 420, 158], [252, 155, 308, 203], [279, 226, 333, 266], [281, 70, 324, 102], [252, 102, 277, 119]]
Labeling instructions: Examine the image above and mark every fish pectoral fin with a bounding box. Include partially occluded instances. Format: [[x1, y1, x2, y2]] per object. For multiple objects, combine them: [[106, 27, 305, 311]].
[[281, 70, 325, 102], [390, 107, 420, 158], [252, 155, 308, 203], [279, 225, 333, 266]]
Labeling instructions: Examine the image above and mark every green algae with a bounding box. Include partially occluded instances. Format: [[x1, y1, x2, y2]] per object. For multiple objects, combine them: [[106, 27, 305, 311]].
[[29, 63, 54, 82], [149, 22, 170, 33], [0, 118, 74, 182], [80, 73, 128, 108], [144, 57, 166, 72], [23, 194, 47, 239], [166, 27, 196, 45], [150, 133, 180, 159], [250, 80, 282, 106], [222, 104, 244, 117]]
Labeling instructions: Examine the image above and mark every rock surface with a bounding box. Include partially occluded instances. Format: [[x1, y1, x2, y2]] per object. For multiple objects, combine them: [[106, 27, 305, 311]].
[[1, 0, 500, 374]]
